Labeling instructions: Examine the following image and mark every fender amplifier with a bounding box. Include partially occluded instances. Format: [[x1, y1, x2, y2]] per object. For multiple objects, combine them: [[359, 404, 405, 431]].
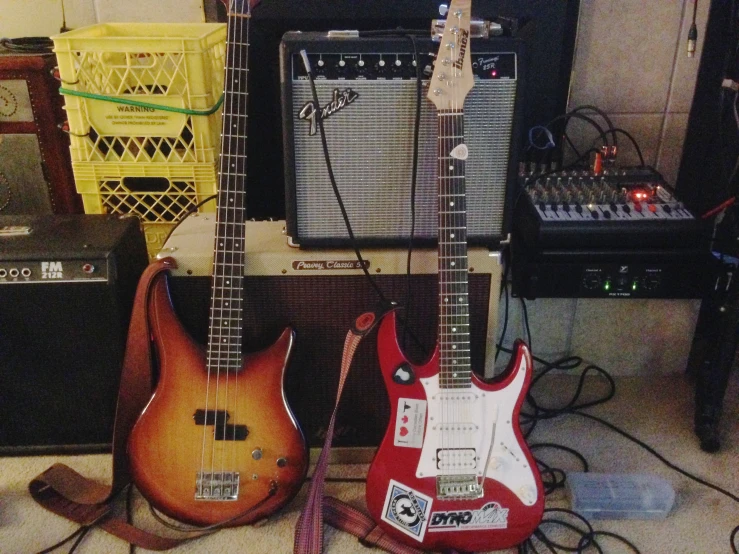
[[280, 32, 523, 248], [0, 214, 148, 454], [0, 49, 80, 214], [159, 216, 502, 456]]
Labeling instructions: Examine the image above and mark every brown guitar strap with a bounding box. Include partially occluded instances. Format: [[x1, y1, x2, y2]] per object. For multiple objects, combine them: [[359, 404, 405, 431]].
[[294, 307, 453, 554], [28, 257, 213, 551]]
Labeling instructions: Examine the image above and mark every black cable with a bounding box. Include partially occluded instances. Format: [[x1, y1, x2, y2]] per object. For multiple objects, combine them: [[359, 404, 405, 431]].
[[35, 527, 90, 554], [0, 37, 53, 53], [610, 127, 646, 166], [495, 249, 511, 361], [520, 296, 532, 353], [402, 34, 423, 352], [161, 194, 217, 245], [568, 105, 618, 148], [300, 50, 390, 306]]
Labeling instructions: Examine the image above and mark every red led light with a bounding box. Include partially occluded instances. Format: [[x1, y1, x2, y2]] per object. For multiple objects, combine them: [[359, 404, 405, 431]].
[[491, 70, 497, 77]]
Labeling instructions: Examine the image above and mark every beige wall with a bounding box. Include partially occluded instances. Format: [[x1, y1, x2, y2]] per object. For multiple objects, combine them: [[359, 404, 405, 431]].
[[566, 0, 709, 185], [0, 0, 205, 37]]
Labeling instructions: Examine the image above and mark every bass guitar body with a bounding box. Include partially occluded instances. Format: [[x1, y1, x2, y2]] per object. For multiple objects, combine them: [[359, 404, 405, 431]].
[[128, 275, 308, 527], [366, 313, 544, 552]]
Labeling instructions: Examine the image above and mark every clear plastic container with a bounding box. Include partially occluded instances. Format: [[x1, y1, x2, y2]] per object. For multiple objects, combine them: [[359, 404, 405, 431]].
[[566, 472, 676, 520]]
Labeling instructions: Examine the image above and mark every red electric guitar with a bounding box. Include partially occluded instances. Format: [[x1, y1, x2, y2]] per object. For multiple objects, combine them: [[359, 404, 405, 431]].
[[127, 0, 308, 527], [365, 1, 544, 550]]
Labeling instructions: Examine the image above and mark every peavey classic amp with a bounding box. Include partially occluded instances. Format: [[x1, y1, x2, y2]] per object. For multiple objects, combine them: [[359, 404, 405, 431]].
[[158, 216, 502, 457], [280, 32, 523, 248], [0, 215, 147, 454]]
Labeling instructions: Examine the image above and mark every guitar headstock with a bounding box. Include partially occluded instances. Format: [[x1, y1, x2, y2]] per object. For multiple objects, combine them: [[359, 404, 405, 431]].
[[427, 0, 474, 111], [219, 0, 260, 16]]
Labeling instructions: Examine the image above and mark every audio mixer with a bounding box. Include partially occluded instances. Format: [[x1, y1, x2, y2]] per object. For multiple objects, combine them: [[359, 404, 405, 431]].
[[512, 166, 710, 299], [516, 166, 701, 250]]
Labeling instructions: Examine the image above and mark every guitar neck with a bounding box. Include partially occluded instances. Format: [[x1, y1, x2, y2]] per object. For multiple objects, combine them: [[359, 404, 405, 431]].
[[206, 10, 251, 371], [437, 109, 472, 389]]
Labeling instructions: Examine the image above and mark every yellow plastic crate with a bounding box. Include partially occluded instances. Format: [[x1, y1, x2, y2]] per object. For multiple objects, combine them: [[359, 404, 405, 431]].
[[142, 222, 180, 260], [73, 162, 219, 259], [74, 160, 217, 217], [52, 23, 226, 163]]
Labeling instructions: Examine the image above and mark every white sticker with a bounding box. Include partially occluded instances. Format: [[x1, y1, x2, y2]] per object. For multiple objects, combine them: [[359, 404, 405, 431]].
[[381, 480, 433, 542], [428, 502, 509, 532], [394, 398, 427, 449]]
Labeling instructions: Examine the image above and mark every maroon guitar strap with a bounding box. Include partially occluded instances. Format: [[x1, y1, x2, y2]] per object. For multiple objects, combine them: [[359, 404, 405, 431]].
[[28, 257, 213, 550], [295, 307, 440, 554]]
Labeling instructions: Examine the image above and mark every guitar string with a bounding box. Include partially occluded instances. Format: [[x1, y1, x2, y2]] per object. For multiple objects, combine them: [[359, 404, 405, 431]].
[[200, 0, 236, 496], [224, 0, 248, 491]]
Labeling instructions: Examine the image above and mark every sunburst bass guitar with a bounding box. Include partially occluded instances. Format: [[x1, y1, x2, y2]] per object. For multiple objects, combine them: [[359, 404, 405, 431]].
[[365, 1, 544, 550], [127, 0, 308, 527]]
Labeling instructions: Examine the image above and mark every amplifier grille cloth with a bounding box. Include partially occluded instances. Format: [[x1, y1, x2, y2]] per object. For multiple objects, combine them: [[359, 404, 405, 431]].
[[291, 79, 516, 242]]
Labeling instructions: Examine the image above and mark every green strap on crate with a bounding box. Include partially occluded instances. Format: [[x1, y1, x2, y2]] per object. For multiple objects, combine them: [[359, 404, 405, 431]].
[[58, 88, 225, 116]]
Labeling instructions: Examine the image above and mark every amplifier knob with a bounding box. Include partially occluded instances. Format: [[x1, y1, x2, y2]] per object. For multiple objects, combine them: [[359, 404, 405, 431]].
[[395, 59, 402, 66], [582, 274, 601, 290], [317, 59, 325, 67], [358, 59, 365, 67], [378, 59, 386, 67], [338, 59, 346, 67], [82, 263, 95, 274]]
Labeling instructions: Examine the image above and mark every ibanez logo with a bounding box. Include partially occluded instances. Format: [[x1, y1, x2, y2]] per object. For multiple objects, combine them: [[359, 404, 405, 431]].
[[299, 88, 358, 136], [453, 29, 470, 70]]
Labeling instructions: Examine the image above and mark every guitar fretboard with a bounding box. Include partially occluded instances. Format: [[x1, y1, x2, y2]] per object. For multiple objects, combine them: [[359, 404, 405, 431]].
[[206, 10, 250, 372], [437, 109, 471, 389]]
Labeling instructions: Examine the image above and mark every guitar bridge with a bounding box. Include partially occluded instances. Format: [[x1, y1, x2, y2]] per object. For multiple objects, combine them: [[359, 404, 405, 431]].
[[195, 471, 240, 500], [437, 474, 483, 499]]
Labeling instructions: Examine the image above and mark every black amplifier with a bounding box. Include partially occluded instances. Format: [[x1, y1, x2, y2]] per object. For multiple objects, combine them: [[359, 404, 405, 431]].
[[512, 166, 710, 299], [280, 32, 524, 247], [0, 214, 148, 454]]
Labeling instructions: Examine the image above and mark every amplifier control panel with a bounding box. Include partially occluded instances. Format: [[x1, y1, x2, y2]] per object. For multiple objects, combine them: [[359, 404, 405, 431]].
[[292, 51, 517, 81], [0, 258, 110, 284]]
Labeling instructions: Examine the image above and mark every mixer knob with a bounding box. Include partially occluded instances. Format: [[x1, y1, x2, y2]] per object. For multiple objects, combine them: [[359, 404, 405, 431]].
[[610, 202, 618, 213], [634, 202, 643, 212], [562, 202, 570, 213], [602, 210, 612, 219], [575, 203, 583, 214], [623, 204, 631, 214], [538, 202, 547, 212], [590, 209, 599, 219], [550, 203, 558, 212], [663, 204, 672, 214]]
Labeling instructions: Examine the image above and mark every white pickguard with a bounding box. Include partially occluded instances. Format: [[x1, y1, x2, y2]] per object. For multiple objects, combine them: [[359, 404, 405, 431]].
[[415, 356, 539, 506]]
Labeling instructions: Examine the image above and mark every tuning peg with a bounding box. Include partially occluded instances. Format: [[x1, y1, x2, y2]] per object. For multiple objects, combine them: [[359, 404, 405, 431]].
[[439, 4, 448, 16]]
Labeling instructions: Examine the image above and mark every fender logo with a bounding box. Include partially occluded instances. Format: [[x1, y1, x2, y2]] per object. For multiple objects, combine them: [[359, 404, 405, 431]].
[[299, 88, 359, 136]]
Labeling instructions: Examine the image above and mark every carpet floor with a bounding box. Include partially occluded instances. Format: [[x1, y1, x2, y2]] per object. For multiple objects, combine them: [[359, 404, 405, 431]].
[[1, 372, 737, 554]]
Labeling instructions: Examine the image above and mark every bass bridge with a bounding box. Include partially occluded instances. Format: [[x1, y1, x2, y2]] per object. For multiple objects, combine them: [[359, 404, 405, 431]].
[[195, 471, 240, 500], [437, 474, 483, 499]]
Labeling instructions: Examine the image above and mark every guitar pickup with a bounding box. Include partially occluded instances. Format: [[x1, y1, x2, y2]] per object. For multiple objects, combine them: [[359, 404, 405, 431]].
[[214, 424, 249, 441], [436, 448, 478, 471], [193, 409, 230, 426]]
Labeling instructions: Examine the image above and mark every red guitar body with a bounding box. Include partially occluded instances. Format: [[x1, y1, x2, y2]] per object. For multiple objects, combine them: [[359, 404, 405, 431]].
[[366, 313, 544, 551]]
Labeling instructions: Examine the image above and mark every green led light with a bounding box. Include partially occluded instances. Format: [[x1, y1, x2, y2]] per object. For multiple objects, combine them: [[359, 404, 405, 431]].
[[604, 281, 611, 291], [632, 281, 638, 291]]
